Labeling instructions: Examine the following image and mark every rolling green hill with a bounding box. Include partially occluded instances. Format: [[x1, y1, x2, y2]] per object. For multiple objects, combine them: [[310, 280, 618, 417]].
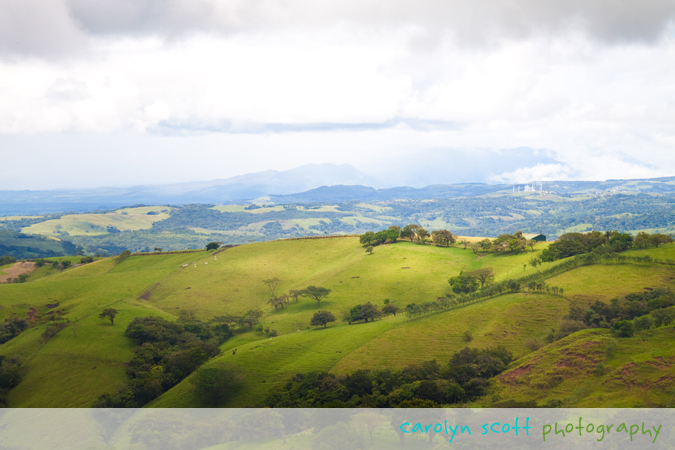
[[0, 230, 81, 259], [1, 234, 673, 408]]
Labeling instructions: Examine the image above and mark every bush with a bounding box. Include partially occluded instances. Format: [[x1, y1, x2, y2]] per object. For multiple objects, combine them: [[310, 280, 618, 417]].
[[40, 322, 68, 343], [633, 315, 654, 332], [651, 307, 675, 327], [612, 320, 634, 337], [462, 330, 473, 342], [524, 339, 543, 352], [190, 364, 242, 406], [116, 250, 131, 263]]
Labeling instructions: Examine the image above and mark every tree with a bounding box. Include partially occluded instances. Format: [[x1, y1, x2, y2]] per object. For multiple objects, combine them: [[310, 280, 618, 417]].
[[468, 268, 494, 288], [459, 239, 470, 249], [388, 225, 401, 237], [359, 302, 381, 322], [382, 304, 400, 317], [190, 364, 243, 406], [529, 255, 542, 270], [301, 286, 332, 308], [239, 309, 263, 330], [263, 278, 282, 297], [360, 232, 376, 247], [153, 247, 162, 252], [206, 241, 220, 251], [416, 228, 430, 244], [99, 308, 118, 325], [310, 310, 336, 328], [268, 296, 285, 311], [116, 250, 131, 264], [365, 245, 374, 254], [448, 272, 479, 294], [288, 290, 301, 303], [431, 229, 455, 247], [612, 320, 634, 338], [400, 224, 419, 241]]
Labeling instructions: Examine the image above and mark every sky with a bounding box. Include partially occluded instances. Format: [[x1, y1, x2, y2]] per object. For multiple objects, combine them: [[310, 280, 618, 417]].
[[1, 0, 675, 190]]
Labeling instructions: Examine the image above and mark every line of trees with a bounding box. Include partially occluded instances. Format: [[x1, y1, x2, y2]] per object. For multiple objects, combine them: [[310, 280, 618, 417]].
[[542, 230, 673, 262], [547, 288, 675, 341], [264, 346, 513, 408], [359, 225, 457, 248]]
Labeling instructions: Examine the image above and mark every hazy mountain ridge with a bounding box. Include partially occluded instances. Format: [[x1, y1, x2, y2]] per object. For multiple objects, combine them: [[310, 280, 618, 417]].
[[0, 163, 383, 215]]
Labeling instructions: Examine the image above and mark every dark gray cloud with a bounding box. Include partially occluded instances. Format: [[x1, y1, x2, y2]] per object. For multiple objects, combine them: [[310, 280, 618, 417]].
[[0, 0, 88, 58], [2, 0, 674, 59]]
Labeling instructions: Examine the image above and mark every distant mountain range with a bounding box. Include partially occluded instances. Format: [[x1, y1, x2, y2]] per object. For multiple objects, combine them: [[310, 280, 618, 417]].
[[2, 158, 675, 215], [266, 177, 675, 203], [0, 163, 382, 215]]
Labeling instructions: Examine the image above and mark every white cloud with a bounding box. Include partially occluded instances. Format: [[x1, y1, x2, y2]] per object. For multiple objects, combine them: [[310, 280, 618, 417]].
[[0, 1, 674, 189]]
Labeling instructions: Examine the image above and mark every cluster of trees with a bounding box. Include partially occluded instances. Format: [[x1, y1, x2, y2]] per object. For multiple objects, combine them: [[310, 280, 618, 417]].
[[0, 255, 16, 266], [264, 278, 332, 311], [0, 356, 23, 407], [344, 302, 381, 324], [310, 300, 401, 328], [557, 288, 675, 339], [359, 228, 399, 248], [467, 231, 536, 254], [0, 316, 28, 344], [448, 268, 495, 294], [542, 230, 673, 262], [93, 314, 233, 407], [359, 225, 457, 251], [264, 346, 513, 408]]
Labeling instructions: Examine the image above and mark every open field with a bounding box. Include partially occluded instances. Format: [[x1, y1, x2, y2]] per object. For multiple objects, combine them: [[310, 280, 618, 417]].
[[22, 207, 173, 236], [0, 236, 673, 407]]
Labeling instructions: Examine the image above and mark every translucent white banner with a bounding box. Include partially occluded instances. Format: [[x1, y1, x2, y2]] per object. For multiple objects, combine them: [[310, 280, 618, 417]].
[[0, 408, 670, 449]]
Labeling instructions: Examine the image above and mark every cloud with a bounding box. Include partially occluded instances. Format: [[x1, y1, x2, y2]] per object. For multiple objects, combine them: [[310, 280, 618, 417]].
[[2, 1, 675, 59]]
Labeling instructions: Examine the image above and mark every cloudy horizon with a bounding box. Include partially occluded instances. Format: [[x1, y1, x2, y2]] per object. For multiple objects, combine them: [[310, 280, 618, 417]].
[[1, 0, 674, 190]]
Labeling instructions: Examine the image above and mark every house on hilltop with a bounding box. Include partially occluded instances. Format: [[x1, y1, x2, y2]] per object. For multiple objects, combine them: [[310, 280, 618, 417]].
[[522, 233, 546, 242]]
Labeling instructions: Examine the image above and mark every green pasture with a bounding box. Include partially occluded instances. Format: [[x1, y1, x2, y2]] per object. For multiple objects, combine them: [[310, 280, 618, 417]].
[[546, 264, 674, 304], [0, 236, 674, 407], [22, 207, 172, 236]]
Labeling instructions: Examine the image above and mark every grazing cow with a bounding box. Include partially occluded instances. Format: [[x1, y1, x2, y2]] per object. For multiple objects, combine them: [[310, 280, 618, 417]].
[[205, 262, 208, 265]]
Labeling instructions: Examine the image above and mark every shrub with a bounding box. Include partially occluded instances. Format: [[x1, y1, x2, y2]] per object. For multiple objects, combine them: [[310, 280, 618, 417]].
[[40, 322, 68, 343], [612, 320, 634, 337], [191, 364, 243, 406], [462, 330, 473, 342], [633, 315, 654, 332], [524, 339, 543, 351]]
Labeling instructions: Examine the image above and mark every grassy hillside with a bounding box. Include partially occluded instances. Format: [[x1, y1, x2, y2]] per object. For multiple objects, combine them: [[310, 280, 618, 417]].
[[480, 326, 675, 408], [0, 230, 80, 259], [0, 235, 673, 408], [22, 206, 173, 236]]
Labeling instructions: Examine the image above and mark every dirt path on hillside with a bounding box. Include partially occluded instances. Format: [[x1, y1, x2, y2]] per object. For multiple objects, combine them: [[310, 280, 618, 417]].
[[0, 261, 37, 283]]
